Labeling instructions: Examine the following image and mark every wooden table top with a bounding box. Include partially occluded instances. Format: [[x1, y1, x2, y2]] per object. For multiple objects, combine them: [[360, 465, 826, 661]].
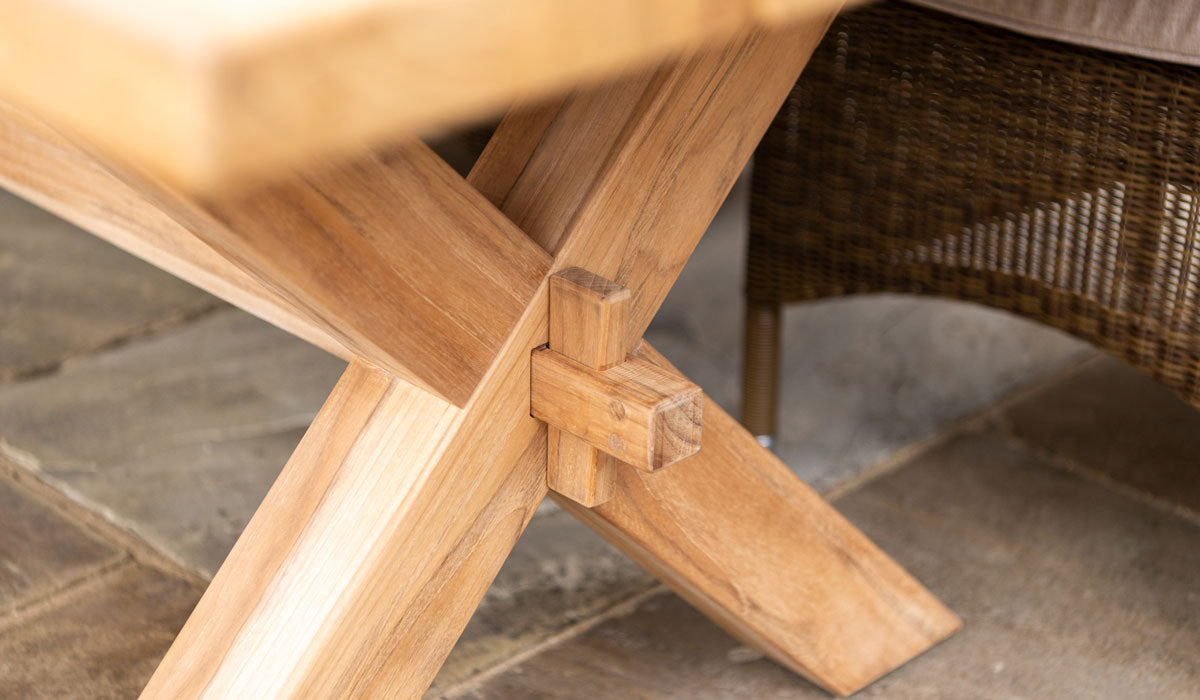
[[0, 0, 842, 190]]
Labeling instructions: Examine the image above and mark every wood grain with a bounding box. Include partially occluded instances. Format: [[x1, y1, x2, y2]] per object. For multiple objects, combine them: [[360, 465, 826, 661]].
[[549, 268, 631, 371], [145, 22, 851, 697], [469, 19, 840, 348], [132, 140, 548, 407], [0, 98, 547, 405], [546, 428, 619, 508], [532, 348, 701, 472], [143, 320, 552, 697], [0, 0, 846, 189], [546, 267, 632, 506], [0, 100, 349, 359], [558, 344, 962, 696], [472, 11, 961, 696]]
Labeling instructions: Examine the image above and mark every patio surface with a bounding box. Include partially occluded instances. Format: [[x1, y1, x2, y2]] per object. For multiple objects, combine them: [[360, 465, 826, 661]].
[[0, 164, 1196, 699]]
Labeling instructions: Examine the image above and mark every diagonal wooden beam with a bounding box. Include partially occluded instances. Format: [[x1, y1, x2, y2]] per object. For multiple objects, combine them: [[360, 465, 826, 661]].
[[0, 96, 552, 697], [469, 22, 815, 345], [143, 345, 554, 697], [0, 100, 349, 359], [139, 142, 552, 407], [1, 96, 550, 407], [3, 104, 551, 406], [472, 13, 959, 695], [562, 344, 961, 695]]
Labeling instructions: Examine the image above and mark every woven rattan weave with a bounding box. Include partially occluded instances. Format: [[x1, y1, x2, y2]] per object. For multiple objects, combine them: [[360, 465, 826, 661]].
[[742, 0, 1200, 438]]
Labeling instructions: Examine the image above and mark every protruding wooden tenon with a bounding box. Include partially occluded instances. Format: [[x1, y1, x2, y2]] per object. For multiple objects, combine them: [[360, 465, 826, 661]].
[[533, 268, 702, 506]]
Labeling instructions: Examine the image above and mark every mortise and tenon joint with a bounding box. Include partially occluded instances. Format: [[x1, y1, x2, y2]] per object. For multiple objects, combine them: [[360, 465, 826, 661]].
[[531, 267, 702, 507]]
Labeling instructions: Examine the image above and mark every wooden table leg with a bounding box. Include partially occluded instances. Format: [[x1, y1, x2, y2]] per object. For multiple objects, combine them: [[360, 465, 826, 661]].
[[141, 349, 552, 697], [469, 20, 957, 694], [1, 11, 959, 699]]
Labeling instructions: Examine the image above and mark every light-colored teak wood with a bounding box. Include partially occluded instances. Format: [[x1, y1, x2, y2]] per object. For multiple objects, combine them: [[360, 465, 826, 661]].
[[0, 0, 846, 189], [0, 96, 547, 405], [467, 19, 840, 348], [471, 12, 959, 696], [549, 268, 631, 371], [131, 139, 548, 407], [546, 428, 619, 507], [143, 308, 554, 697], [545, 267, 634, 506], [532, 347, 701, 472], [146, 22, 844, 696], [141, 22, 890, 697], [558, 344, 962, 696], [0, 100, 349, 359]]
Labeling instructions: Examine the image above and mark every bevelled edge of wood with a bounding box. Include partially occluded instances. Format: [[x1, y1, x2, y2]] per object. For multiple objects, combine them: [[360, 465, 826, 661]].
[[649, 390, 703, 471], [553, 267, 631, 303], [0, 0, 845, 191]]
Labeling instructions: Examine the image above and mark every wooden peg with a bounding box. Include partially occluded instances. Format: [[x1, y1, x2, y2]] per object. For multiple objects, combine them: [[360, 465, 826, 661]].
[[543, 268, 631, 506], [537, 268, 701, 506], [532, 348, 702, 471], [549, 267, 631, 370]]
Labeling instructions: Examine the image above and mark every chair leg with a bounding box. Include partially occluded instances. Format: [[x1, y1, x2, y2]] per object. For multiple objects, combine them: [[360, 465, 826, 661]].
[[741, 300, 782, 447]]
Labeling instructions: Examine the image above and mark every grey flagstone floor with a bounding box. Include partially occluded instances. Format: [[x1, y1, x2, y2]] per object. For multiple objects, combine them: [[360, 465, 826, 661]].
[[0, 168, 1196, 699]]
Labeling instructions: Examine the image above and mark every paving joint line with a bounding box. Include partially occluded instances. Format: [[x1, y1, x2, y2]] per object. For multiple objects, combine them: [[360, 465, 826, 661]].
[[0, 454, 209, 587], [434, 351, 1108, 694], [0, 299, 227, 384], [1000, 431, 1200, 529], [824, 351, 1103, 502], [0, 561, 139, 631], [0, 556, 136, 630], [435, 584, 667, 698]]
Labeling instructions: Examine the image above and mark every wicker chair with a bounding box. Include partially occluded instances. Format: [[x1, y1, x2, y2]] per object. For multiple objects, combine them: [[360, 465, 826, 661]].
[[742, 0, 1200, 443]]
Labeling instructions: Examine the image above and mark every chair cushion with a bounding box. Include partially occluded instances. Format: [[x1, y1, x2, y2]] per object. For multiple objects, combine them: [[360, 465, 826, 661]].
[[907, 0, 1200, 66]]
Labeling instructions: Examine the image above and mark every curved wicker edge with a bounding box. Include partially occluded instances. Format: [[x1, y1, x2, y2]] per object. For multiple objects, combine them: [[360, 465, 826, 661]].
[[747, 0, 1200, 410]]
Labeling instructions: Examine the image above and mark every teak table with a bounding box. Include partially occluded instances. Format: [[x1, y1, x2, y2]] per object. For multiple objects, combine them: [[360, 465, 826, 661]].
[[0, 0, 961, 696]]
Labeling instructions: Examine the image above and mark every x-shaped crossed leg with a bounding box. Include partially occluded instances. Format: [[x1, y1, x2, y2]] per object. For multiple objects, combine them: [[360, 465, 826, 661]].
[[0, 11, 958, 699]]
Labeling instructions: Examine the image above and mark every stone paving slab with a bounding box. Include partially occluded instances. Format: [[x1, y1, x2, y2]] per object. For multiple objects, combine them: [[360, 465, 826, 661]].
[[428, 509, 655, 696], [0, 309, 347, 576], [645, 177, 1093, 492], [0, 563, 201, 700], [458, 431, 1200, 699], [0, 190, 215, 379], [0, 286, 655, 692], [1002, 355, 1200, 516], [0, 477, 120, 614]]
